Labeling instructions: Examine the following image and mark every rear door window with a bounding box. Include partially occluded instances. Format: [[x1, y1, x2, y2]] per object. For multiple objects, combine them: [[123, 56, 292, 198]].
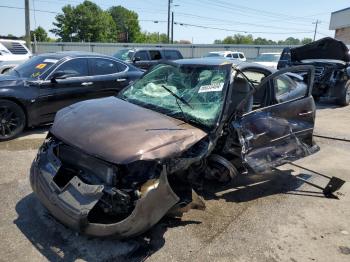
[[89, 58, 124, 75], [53, 58, 88, 78], [134, 51, 149, 61], [149, 50, 162, 60], [232, 53, 239, 58], [164, 50, 182, 60]]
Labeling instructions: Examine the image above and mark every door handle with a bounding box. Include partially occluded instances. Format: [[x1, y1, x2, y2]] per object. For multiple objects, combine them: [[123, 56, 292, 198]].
[[81, 82, 93, 86], [298, 111, 313, 116], [116, 78, 127, 82]]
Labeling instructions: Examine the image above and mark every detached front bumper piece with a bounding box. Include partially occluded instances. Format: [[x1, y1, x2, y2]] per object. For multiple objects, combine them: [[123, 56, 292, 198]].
[[30, 145, 179, 238]]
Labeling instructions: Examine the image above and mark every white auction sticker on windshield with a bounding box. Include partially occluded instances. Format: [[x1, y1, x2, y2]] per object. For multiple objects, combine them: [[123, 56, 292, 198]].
[[43, 59, 59, 63], [198, 83, 224, 93]]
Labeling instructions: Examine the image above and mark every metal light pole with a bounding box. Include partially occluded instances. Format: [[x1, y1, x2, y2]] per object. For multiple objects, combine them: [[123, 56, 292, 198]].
[[313, 20, 320, 41], [24, 0, 31, 50], [167, 0, 171, 43], [171, 12, 174, 44]]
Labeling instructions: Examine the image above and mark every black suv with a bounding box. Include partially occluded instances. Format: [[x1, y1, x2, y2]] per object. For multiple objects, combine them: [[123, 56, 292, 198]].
[[278, 37, 350, 106], [113, 48, 183, 70]]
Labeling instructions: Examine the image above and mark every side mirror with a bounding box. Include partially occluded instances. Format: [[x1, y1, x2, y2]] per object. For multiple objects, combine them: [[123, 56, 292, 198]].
[[50, 71, 74, 83], [132, 56, 141, 63]]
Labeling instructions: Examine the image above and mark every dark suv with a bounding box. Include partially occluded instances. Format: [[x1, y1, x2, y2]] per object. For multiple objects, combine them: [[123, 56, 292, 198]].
[[278, 37, 350, 106], [113, 48, 183, 70]]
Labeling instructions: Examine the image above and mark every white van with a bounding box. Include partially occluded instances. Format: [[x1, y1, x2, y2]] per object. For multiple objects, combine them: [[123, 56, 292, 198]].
[[0, 39, 32, 74]]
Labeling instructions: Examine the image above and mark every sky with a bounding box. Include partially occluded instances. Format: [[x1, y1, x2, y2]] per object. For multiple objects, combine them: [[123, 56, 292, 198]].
[[0, 0, 349, 44]]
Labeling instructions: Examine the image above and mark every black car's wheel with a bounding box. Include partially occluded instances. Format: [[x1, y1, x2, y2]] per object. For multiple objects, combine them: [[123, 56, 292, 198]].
[[337, 81, 350, 106], [0, 99, 26, 141]]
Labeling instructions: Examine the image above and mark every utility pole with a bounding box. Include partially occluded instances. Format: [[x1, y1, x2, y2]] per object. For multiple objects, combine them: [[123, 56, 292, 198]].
[[167, 0, 171, 43], [313, 20, 320, 41], [171, 12, 174, 44], [24, 0, 31, 50]]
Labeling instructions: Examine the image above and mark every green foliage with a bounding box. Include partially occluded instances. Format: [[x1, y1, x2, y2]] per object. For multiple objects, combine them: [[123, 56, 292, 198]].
[[108, 6, 141, 42], [214, 35, 315, 46], [50, 1, 117, 42], [216, 34, 254, 44], [31, 26, 49, 42], [135, 32, 168, 43], [301, 38, 313, 45]]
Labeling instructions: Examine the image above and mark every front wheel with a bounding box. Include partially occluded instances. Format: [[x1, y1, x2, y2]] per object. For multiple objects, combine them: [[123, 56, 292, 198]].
[[0, 99, 26, 141], [337, 81, 350, 106]]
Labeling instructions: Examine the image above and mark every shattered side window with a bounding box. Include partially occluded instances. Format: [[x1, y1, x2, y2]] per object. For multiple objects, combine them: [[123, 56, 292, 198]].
[[120, 63, 230, 129]]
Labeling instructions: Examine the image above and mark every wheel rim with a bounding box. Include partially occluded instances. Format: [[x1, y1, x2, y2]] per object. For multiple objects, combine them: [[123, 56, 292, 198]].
[[0, 106, 21, 138], [346, 87, 350, 103]]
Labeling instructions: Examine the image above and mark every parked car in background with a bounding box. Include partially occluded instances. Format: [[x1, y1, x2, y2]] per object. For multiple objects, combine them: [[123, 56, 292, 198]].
[[30, 58, 320, 238], [113, 48, 183, 70], [204, 51, 246, 61], [0, 39, 32, 74], [278, 37, 350, 106], [0, 51, 143, 140], [254, 52, 281, 69]]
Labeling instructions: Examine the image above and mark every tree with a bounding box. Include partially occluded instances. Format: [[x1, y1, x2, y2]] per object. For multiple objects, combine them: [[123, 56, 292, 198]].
[[136, 32, 168, 43], [278, 37, 300, 45], [108, 6, 141, 42], [219, 34, 254, 44], [253, 37, 277, 45], [301, 37, 313, 45], [50, 1, 117, 42], [31, 26, 48, 42]]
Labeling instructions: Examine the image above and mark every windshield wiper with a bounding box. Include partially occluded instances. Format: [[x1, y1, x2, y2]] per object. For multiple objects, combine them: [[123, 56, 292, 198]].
[[161, 85, 193, 109]]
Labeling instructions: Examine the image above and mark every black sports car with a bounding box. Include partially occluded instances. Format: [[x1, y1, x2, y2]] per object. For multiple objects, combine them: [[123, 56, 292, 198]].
[[0, 51, 143, 140]]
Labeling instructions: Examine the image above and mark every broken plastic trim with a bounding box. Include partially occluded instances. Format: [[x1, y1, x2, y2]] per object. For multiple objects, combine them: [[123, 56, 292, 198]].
[[30, 142, 180, 238]]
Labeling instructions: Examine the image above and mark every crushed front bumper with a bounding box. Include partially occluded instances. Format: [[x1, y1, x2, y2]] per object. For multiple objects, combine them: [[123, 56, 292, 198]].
[[30, 145, 179, 238]]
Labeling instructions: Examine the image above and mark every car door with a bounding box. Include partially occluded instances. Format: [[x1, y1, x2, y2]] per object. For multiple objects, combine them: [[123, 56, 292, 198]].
[[233, 65, 317, 173], [35, 58, 93, 122], [132, 50, 151, 70], [88, 57, 130, 97]]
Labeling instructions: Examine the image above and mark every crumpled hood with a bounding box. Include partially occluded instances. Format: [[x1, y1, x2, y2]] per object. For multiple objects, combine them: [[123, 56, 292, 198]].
[[51, 97, 207, 164], [290, 37, 350, 62], [0, 74, 24, 88]]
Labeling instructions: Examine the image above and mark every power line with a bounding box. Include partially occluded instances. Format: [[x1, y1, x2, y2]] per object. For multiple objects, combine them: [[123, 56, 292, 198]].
[[176, 12, 312, 31]]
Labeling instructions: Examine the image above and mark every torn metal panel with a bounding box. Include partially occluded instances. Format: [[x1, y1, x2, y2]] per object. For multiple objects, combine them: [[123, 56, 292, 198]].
[[234, 95, 319, 173]]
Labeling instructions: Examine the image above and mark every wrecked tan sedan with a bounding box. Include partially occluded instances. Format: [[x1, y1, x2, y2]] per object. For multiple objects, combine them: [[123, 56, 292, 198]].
[[30, 59, 320, 238]]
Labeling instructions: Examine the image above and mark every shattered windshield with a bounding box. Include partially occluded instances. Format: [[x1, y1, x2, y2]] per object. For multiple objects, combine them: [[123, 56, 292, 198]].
[[120, 63, 230, 129]]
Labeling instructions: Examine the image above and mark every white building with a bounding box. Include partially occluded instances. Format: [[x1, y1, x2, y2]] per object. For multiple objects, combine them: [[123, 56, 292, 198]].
[[329, 7, 350, 44]]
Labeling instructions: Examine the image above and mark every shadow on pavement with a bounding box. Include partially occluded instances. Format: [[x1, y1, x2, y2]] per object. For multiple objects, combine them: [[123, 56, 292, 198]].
[[200, 169, 327, 203], [14, 168, 327, 261], [14, 193, 200, 262], [315, 101, 343, 110]]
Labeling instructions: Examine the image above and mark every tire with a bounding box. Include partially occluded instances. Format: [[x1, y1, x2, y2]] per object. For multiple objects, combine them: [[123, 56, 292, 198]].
[[337, 81, 350, 106], [0, 99, 26, 141]]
